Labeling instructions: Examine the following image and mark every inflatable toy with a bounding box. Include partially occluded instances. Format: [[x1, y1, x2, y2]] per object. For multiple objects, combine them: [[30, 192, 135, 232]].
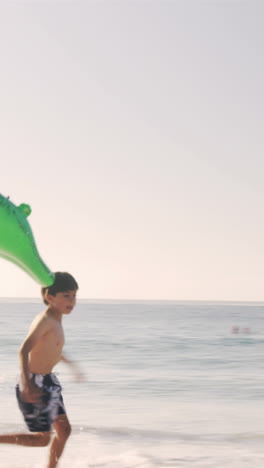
[[0, 194, 54, 286]]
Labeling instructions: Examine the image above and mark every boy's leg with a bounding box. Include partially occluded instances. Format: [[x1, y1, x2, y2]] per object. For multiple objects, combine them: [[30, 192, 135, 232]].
[[48, 414, 71, 468], [0, 431, 51, 447]]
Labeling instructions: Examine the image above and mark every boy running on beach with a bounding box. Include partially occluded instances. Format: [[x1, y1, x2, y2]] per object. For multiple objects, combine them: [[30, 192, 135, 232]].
[[0, 272, 80, 468]]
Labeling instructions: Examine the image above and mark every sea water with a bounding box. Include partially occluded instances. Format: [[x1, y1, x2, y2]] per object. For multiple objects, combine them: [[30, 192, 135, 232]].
[[0, 299, 263, 467]]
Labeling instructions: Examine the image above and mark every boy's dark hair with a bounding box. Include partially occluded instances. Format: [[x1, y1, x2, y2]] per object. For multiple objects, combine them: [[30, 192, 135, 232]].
[[41, 272, 78, 305]]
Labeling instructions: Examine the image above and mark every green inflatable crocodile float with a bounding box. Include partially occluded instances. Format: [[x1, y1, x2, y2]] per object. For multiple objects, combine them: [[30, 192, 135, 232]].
[[0, 194, 54, 286]]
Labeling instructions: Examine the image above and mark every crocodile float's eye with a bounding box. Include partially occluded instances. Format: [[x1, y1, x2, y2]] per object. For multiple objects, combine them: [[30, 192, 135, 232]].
[[18, 204, 32, 217]]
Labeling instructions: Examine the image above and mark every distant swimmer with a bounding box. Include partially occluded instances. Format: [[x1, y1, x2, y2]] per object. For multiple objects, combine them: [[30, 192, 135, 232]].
[[231, 326, 251, 334]]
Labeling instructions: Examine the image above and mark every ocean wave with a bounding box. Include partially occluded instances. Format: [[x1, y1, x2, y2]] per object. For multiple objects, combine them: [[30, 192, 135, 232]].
[[74, 424, 176, 442], [72, 425, 264, 445], [1, 421, 263, 445]]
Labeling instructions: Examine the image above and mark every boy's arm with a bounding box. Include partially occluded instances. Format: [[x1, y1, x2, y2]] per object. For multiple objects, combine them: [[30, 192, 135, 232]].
[[60, 354, 85, 382], [19, 315, 50, 402]]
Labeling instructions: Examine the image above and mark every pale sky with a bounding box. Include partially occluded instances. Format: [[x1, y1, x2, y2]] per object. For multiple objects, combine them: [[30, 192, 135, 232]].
[[0, 0, 263, 300]]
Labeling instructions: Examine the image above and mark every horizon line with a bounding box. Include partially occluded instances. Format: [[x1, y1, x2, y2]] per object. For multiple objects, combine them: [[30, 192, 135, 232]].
[[0, 297, 264, 304]]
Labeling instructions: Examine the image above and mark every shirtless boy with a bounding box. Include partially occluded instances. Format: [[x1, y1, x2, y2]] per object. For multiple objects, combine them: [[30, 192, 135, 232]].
[[0, 272, 79, 468]]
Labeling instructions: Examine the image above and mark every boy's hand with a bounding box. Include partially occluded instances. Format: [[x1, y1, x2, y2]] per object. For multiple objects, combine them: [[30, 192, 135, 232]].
[[74, 368, 86, 383], [21, 382, 45, 403], [60, 354, 86, 383]]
